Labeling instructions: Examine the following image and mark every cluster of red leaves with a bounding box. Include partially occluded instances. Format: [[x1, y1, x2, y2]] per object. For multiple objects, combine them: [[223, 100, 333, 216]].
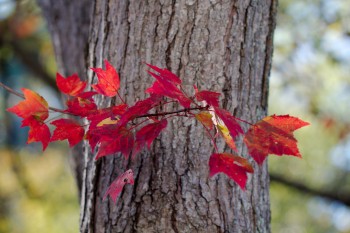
[[7, 60, 309, 203]]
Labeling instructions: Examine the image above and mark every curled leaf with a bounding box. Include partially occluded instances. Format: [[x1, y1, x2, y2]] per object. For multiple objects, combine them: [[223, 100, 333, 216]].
[[104, 169, 134, 204]]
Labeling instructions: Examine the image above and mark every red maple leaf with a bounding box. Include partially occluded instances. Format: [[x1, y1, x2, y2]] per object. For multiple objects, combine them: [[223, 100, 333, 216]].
[[195, 90, 221, 107], [56, 73, 86, 96], [103, 169, 134, 204], [244, 115, 310, 165], [146, 63, 182, 84], [95, 127, 134, 160], [22, 116, 51, 150], [134, 119, 167, 155], [91, 60, 120, 97], [209, 153, 253, 190], [7, 88, 49, 121], [50, 119, 85, 147], [65, 91, 98, 117], [86, 123, 117, 151], [86, 104, 127, 129], [146, 70, 192, 108]]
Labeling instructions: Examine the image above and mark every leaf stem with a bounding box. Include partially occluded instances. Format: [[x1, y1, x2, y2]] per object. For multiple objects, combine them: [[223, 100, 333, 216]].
[[116, 91, 126, 105]]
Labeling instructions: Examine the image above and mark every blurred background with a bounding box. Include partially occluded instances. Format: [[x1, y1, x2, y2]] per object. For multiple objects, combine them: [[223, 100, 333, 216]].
[[0, 0, 349, 232]]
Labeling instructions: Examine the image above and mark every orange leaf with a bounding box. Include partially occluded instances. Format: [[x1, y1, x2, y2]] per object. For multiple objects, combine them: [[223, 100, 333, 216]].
[[244, 114, 310, 165], [195, 111, 214, 130], [7, 88, 48, 122]]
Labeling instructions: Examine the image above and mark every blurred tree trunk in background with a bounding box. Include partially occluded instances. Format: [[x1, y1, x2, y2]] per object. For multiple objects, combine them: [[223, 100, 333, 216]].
[[38, 0, 277, 232]]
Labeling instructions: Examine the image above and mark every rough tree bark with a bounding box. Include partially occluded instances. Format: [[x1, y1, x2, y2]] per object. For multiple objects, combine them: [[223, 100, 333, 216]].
[[38, 0, 277, 232]]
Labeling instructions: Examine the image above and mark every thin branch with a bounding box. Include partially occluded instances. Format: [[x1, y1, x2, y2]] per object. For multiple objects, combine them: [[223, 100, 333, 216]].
[[0, 82, 24, 98], [270, 173, 350, 207], [0, 81, 76, 116], [136, 106, 208, 119]]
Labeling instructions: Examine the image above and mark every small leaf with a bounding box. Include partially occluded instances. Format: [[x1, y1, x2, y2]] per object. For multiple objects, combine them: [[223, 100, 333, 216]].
[[21, 116, 51, 150], [195, 111, 214, 130], [50, 119, 85, 147], [244, 114, 310, 165], [209, 153, 253, 190], [7, 88, 48, 121], [103, 169, 134, 204], [56, 73, 86, 96], [91, 60, 120, 97]]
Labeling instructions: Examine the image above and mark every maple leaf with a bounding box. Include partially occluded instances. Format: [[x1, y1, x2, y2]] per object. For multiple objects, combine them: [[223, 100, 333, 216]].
[[244, 115, 310, 165], [146, 70, 192, 108], [87, 104, 127, 128], [91, 60, 120, 97], [50, 119, 85, 147], [134, 119, 168, 155], [195, 112, 214, 130], [95, 127, 134, 160], [56, 73, 87, 96], [22, 116, 51, 150], [7, 88, 48, 121], [65, 91, 98, 117], [195, 90, 221, 107], [104, 169, 134, 204], [209, 153, 253, 190], [146, 63, 182, 84]]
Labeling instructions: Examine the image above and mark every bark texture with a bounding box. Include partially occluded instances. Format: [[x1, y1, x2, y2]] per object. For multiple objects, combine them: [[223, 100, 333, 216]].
[[39, 0, 277, 232]]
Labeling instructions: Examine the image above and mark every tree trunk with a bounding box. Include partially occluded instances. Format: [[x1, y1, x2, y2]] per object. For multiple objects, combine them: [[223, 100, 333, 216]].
[[39, 0, 277, 232]]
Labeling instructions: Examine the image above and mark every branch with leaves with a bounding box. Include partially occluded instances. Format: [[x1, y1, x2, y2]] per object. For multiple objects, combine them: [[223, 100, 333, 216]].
[[1, 60, 309, 203]]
